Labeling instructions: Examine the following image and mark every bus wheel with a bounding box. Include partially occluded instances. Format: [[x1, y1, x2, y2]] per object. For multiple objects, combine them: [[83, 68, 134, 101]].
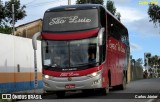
[[56, 91, 65, 98], [119, 76, 126, 90]]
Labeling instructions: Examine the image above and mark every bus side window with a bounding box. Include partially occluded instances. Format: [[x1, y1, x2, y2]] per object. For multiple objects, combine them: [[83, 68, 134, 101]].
[[107, 14, 121, 41]]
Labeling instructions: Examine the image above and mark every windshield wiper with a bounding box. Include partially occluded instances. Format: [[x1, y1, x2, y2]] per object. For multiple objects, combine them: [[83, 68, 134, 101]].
[[88, 62, 99, 65]]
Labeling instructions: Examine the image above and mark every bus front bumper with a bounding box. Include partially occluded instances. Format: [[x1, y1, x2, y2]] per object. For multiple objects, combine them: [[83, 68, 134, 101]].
[[43, 72, 102, 91]]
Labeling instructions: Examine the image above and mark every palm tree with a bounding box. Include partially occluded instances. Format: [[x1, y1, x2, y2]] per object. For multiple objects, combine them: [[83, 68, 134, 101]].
[[148, 55, 158, 67], [146, 53, 151, 58], [144, 53, 151, 68]]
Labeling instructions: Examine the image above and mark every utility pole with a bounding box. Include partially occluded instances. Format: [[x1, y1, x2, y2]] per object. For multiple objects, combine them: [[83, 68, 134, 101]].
[[68, 0, 71, 5], [12, 4, 15, 35]]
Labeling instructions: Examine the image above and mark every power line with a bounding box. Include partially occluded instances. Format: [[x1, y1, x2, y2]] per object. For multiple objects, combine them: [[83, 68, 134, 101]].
[[24, 0, 37, 6]]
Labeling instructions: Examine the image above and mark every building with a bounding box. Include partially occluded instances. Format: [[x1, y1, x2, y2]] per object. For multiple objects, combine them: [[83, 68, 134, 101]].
[[15, 19, 42, 39]]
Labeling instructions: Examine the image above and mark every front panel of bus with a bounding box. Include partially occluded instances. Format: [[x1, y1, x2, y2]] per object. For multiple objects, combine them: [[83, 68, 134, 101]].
[[41, 6, 107, 92]]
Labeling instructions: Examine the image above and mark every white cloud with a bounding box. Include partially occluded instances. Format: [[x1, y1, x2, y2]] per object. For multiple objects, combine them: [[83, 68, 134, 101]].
[[114, 6, 159, 36], [104, 0, 131, 6], [116, 6, 146, 23], [130, 43, 142, 52], [113, 0, 132, 5], [130, 18, 160, 36], [16, 0, 76, 26]]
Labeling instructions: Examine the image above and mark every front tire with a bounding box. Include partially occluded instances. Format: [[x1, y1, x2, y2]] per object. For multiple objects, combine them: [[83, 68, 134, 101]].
[[119, 75, 126, 90], [101, 77, 109, 95]]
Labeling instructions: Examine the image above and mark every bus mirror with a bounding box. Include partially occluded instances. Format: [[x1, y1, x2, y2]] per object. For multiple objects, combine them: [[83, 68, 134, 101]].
[[98, 27, 105, 46], [32, 32, 41, 50]]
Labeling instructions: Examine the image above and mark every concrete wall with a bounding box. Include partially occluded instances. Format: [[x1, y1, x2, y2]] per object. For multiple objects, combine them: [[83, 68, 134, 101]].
[[130, 64, 143, 81], [0, 33, 42, 93]]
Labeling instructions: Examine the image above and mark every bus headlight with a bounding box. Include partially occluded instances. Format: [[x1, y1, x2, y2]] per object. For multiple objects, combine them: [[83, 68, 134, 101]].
[[87, 71, 100, 78], [92, 72, 98, 77], [43, 75, 50, 79]]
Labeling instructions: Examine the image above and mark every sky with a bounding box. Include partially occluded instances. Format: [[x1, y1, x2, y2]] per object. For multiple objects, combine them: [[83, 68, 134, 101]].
[[2, 0, 160, 62]]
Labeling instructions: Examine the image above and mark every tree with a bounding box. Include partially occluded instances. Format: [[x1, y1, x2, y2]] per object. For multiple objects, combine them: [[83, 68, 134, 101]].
[[148, 55, 159, 68], [0, 0, 5, 23], [136, 58, 143, 65], [158, 58, 160, 68], [0, 23, 12, 34], [0, 0, 26, 34], [4, 0, 26, 24], [115, 12, 121, 21], [76, 0, 103, 5], [146, 53, 151, 58], [106, 0, 121, 21], [144, 53, 151, 67], [148, 4, 160, 27], [106, 0, 116, 15]]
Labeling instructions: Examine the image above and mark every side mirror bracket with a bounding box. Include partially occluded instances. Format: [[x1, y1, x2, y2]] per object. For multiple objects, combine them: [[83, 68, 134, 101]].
[[32, 32, 41, 50], [98, 27, 105, 46]]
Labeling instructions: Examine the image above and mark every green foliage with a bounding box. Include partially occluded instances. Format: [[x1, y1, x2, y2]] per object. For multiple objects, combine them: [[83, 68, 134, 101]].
[[157, 69, 160, 73], [0, 0, 26, 34], [76, 0, 103, 5], [106, 0, 121, 21], [4, 0, 26, 24], [0, 0, 5, 22], [106, 0, 116, 15], [148, 55, 159, 67], [0, 21, 12, 34], [116, 12, 121, 21], [148, 4, 160, 27], [145, 53, 151, 58], [136, 58, 143, 65], [76, 0, 121, 21]]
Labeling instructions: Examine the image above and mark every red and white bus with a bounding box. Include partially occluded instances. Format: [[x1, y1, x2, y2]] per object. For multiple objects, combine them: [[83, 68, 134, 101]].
[[33, 4, 130, 98]]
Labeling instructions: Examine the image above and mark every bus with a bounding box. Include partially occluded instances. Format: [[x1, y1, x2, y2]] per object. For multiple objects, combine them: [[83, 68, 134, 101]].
[[32, 4, 130, 98]]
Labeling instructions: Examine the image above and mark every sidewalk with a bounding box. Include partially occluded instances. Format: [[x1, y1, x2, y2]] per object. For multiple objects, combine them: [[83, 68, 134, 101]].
[[13, 88, 55, 96], [13, 88, 44, 94]]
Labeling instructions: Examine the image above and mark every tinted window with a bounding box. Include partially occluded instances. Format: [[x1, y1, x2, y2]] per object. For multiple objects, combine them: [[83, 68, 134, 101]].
[[42, 37, 98, 71], [43, 9, 99, 32], [107, 14, 129, 46]]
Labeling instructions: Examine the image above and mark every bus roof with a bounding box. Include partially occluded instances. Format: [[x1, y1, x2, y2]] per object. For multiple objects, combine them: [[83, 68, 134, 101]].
[[45, 4, 103, 12], [45, 4, 127, 32]]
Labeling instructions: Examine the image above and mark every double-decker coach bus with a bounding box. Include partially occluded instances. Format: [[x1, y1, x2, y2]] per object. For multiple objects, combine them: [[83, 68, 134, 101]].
[[33, 4, 130, 98]]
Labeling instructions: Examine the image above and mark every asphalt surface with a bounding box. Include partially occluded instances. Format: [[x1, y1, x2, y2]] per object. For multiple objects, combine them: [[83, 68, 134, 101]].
[[18, 78, 160, 102]]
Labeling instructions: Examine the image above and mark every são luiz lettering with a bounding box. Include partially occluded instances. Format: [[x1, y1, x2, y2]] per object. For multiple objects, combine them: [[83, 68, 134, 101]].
[[49, 16, 91, 25], [135, 94, 158, 99]]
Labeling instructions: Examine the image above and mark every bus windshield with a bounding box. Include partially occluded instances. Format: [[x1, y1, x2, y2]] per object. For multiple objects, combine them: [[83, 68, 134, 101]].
[[42, 37, 98, 70], [43, 9, 99, 32]]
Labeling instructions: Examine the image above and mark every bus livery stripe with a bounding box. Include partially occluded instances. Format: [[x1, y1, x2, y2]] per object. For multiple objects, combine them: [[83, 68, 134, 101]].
[[42, 28, 99, 40], [43, 66, 103, 77]]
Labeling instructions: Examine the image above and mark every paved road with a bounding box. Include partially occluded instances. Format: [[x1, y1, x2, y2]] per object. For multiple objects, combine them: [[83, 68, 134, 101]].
[[19, 78, 160, 102]]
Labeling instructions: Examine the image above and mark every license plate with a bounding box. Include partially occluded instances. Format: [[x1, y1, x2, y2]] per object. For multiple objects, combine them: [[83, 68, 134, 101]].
[[65, 84, 75, 89]]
